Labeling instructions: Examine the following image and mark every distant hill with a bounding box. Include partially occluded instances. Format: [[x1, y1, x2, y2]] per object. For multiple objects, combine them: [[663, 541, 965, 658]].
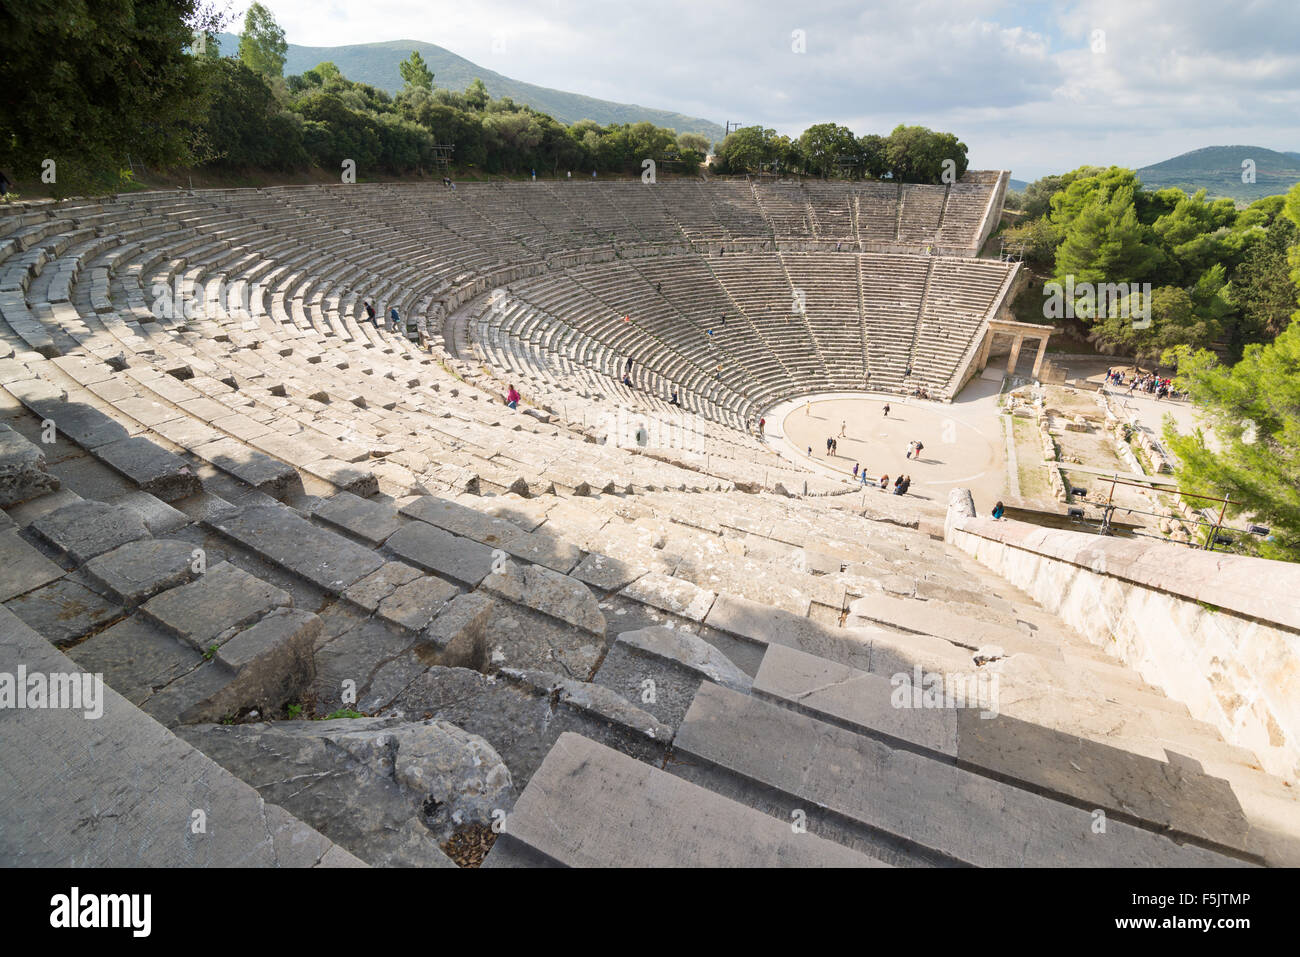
[[1136, 145, 1300, 202], [214, 34, 724, 143], [1008, 178, 1028, 191]]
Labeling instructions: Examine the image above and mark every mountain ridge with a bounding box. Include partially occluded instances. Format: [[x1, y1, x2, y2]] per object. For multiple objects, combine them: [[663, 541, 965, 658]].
[[214, 33, 724, 142]]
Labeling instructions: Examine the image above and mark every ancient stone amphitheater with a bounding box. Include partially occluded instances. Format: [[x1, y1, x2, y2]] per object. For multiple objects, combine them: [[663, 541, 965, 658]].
[[1, 174, 1296, 868]]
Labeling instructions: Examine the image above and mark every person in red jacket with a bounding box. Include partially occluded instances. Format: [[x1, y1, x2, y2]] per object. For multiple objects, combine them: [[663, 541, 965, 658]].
[[506, 385, 520, 409]]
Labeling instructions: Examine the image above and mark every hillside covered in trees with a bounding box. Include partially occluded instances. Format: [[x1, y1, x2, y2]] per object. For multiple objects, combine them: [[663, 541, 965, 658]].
[[0, 2, 969, 197]]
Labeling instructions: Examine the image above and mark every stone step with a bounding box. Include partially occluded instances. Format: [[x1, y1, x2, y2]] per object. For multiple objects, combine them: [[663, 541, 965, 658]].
[[753, 642, 1274, 861], [0, 605, 362, 867], [673, 682, 1249, 867], [485, 732, 885, 868]]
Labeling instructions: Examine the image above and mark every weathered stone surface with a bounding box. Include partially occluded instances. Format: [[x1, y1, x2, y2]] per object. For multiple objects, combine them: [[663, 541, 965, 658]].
[[385, 521, 496, 587], [617, 626, 752, 693], [0, 606, 361, 868], [376, 575, 460, 633], [400, 495, 524, 547], [501, 668, 672, 742], [482, 559, 604, 636], [111, 490, 191, 535], [207, 504, 384, 593], [621, 571, 715, 622], [195, 436, 299, 496], [141, 561, 290, 651], [418, 591, 495, 668], [66, 614, 202, 707], [0, 528, 64, 602], [0, 422, 59, 507], [500, 528, 583, 574], [4, 578, 122, 647], [704, 593, 873, 672], [754, 643, 958, 755], [94, 436, 200, 502], [177, 607, 319, 723], [312, 491, 401, 546], [301, 458, 378, 497], [487, 733, 881, 868], [676, 683, 1241, 868], [178, 717, 512, 864], [29, 499, 151, 563], [342, 561, 423, 613], [82, 538, 201, 606], [571, 551, 647, 592]]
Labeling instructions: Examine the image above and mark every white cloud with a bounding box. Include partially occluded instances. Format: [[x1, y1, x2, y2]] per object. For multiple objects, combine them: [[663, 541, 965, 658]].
[[230, 0, 1300, 181]]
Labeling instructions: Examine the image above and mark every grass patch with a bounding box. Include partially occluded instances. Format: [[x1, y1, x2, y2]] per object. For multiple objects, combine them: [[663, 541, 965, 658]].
[[1011, 415, 1052, 502]]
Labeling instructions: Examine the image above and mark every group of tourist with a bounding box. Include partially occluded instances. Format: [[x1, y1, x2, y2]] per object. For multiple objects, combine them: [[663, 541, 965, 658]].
[[1107, 368, 1179, 400]]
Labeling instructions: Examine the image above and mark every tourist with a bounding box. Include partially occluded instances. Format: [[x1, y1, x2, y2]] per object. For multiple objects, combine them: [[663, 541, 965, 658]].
[[758, 417, 765, 436], [879, 473, 889, 490], [670, 389, 680, 406], [389, 306, 401, 331], [506, 385, 520, 410], [807, 446, 813, 457], [883, 403, 890, 417], [826, 437, 834, 454], [991, 500, 1006, 520], [805, 400, 811, 416], [363, 300, 376, 323], [626, 356, 633, 374], [840, 420, 846, 437], [893, 475, 903, 492], [852, 462, 859, 479], [900, 475, 911, 494], [622, 372, 633, 387], [860, 469, 869, 486], [913, 440, 923, 459]]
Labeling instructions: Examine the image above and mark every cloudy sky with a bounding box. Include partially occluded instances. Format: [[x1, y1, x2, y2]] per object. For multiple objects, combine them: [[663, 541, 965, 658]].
[[243, 0, 1300, 181]]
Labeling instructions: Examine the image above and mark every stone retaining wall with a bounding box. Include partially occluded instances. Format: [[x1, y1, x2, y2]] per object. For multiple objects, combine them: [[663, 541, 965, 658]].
[[945, 491, 1300, 783]]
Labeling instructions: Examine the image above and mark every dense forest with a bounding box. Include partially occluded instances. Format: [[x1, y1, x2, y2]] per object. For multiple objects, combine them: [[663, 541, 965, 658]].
[[0, 2, 968, 196]]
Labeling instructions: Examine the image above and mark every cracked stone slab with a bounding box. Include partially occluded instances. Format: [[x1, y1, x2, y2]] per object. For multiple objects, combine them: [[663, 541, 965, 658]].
[[486, 732, 881, 868], [177, 717, 510, 864], [571, 551, 647, 592], [482, 560, 604, 636], [621, 571, 715, 622], [66, 614, 203, 707], [0, 422, 59, 507], [4, 577, 123, 648], [194, 436, 300, 496], [376, 575, 460, 634], [82, 538, 202, 607], [141, 561, 291, 651], [0, 528, 64, 602], [501, 668, 672, 742], [0, 606, 362, 867], [311, 491, 402, 546], [385, 521, 496, 587], [419, 591, 495, 669], [616, 626, 752, 693], [94, 436, 201, 502], [704, 593, 873, 672], [753, 643, 958, 755], [342, 561, 423, 613], [399, 495, 525, 547], [206, 504, 385, 593], [29, 499, 151, 563]]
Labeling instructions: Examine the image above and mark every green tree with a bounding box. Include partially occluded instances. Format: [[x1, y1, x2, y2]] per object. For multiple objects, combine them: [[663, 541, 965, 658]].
[[399, 50, 434, 92], [1053, 185, 1163, 287], [1228, 214, 1299, 349], [238, 2, 288, 79], [1162, 322, 1300, 560], [0, 0, 224, 196], [798, 123, 857, 178]]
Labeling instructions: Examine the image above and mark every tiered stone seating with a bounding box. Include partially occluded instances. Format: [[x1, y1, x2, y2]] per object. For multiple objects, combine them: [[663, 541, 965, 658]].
[[10, 178, 1289, 870]]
